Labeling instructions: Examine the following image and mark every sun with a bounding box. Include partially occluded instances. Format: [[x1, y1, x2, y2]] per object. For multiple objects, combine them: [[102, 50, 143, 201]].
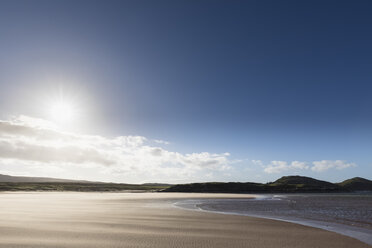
[[49, 100, 76, 124]]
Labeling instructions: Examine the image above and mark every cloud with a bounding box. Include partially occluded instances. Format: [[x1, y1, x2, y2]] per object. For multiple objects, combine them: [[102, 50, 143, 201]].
[[264, 160, 309, 174], [263, 159, 355, 174], [291, 161, 309, 170], [153, 139, 170, 145], [0, 116, 231, 182], [311, 160, 356, 172], [251, 160, 263, 166]]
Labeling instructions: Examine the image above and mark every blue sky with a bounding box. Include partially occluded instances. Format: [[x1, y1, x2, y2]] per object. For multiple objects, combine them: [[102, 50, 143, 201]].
[[0, 0, 371, 183]]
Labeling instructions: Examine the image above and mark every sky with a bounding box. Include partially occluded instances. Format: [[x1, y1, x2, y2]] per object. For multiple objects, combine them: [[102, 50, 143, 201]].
[[0, 0, 371, 183]]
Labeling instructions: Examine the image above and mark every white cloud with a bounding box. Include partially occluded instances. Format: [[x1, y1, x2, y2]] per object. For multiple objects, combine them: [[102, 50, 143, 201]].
[[291, 161, 309, 170], [263, 159, 355, 174], [153, 139, 170, 145], [251, 160, 263, 166], [0, 116, 232, 183], [264, 161, 285, 174], [264, 161, 307, 174], [311, 160, 356, 172]]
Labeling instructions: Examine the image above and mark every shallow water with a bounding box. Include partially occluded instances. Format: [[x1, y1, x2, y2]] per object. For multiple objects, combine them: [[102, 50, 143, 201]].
[[175, 193, 372, 245]]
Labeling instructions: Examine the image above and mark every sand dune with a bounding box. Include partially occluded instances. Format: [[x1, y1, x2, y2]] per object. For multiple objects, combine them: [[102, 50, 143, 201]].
[[0, 192, 369, 248]]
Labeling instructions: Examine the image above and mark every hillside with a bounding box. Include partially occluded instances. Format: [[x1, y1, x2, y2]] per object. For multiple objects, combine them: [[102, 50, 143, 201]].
[[0, 174, 170, 192], [338, 177, 372, 191], [164, 182, 267, 193], [1, 174, 371, 193], [0, 182, 169, 192], [0, 174, 95, 183], [272, 176, 335, 187], [165, 176, 371, 193], [267, 176, 343, 192]]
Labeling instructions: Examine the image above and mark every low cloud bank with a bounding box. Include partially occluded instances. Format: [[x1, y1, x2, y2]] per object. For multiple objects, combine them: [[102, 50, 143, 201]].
[[262, 160, 356, 174], [0, 116, 231, 182]]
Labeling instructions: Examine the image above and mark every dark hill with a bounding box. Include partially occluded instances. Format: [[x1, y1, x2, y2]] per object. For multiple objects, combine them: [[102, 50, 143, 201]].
[[267, 176, 342, 192], [0, 174, 95, 183], [338, 177, 372, 191], [165, 182, 266, 193], [273, 175, 334, 187], [0, 174, 170, 192], [164, 175, 363, 193]]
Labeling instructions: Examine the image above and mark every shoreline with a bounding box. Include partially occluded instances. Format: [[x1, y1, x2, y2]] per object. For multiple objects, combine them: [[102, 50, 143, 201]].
[[173, 197, 372, 246], [0, 192, 370, 248]]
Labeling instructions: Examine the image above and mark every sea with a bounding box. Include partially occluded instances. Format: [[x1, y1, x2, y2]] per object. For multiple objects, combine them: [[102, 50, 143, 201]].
[[174, 193, 372, 245]]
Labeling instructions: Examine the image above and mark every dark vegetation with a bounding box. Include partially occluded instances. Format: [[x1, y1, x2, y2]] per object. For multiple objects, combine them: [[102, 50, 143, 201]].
[[0, 182, 170, 192], [0, 174, 96, 183], [164, 176, 372, 193], [0, 174, 171, 192], [337, 177, 372, 191], [1, 174, 371, 193]]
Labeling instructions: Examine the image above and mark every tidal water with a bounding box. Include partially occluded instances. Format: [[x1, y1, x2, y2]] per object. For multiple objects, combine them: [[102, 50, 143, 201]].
[[175, 193, 372, 245]]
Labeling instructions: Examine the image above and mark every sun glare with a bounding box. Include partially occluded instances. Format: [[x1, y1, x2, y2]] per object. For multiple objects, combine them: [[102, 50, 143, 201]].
[[49, 101, 76, 124]]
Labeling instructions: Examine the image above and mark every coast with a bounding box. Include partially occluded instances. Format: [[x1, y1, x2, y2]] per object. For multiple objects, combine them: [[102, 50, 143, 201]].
[[0, 192, 369, 248]]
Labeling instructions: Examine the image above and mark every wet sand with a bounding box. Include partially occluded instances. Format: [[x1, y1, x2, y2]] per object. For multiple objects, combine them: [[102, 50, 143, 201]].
[[0, 192, 370, 248]]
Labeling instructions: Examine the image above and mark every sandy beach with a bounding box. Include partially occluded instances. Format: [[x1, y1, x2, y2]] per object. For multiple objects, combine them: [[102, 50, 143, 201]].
[[0, 192, 369, 248]]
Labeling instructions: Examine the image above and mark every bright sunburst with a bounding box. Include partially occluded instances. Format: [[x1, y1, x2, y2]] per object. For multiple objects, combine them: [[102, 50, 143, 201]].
[[49, 100, 76, 124]]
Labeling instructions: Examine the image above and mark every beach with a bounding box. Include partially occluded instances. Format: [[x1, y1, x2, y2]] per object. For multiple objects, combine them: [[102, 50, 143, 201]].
[[0, 192, 369, 248]]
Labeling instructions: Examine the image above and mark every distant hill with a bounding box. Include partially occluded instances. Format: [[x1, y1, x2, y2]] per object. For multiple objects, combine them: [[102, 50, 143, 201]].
[[0, 174, 171, 192], [272, 176, 334, 186], [164, 182, 266, 193], [1, 174, 371, 193], [0, 174, 95, 183], [141, 183, 173, 187], [164, 176, 371, 193], [338, 177, 372, 191], [0, 174, 173, 186], [268, 176, 342, 192]]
